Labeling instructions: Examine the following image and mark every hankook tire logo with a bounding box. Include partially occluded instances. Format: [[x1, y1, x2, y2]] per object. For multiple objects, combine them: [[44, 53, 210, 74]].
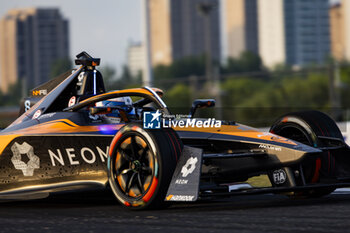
[[11, 142, 40, 176]]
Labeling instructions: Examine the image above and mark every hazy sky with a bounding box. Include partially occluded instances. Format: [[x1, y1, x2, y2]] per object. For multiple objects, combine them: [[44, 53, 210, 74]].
[[0, 0, 341, 74], [0, 0, 142, 74]]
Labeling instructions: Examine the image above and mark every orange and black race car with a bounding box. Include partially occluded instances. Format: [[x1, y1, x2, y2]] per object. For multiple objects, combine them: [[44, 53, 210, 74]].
[[1, 52, 350, 210]]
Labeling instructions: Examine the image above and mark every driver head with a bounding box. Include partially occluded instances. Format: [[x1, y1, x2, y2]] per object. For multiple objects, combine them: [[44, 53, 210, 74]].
[[98, 96, 135, 123]]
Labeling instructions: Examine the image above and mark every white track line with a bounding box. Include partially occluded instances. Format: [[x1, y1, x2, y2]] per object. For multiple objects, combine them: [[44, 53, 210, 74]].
[[334, 188, 350, 194]]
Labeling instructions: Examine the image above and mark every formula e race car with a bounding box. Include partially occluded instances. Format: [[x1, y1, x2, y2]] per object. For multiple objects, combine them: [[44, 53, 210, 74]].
[[1, 52, 350, 210]]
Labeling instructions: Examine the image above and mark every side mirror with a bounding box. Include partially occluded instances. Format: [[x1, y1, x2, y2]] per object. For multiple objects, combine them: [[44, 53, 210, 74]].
[[189, 99, 215, 118]]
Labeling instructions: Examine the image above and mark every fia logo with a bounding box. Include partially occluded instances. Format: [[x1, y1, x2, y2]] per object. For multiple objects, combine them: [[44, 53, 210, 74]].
[[272, 169, 287, 185], [143, 110, 161, 129]]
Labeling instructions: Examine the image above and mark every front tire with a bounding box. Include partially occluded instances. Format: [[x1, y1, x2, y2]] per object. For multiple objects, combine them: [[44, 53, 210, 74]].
[[270, 110, 343, 197], [108, 123, 182, 210]]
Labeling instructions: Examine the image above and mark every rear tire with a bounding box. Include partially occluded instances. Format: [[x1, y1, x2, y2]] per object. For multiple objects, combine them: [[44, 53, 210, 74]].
[[270, 110, 343, 197], [108, 123, 182, 210]]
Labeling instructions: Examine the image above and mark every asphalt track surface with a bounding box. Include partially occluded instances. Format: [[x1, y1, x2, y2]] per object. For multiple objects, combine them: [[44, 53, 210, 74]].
[[1, 190, 350, 233]]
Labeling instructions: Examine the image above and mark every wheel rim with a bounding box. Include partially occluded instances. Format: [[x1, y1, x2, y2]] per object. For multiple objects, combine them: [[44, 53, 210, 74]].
[[113, 134, 154, 198], [273, 123, 316, 183], [276, 124, 313, 146]]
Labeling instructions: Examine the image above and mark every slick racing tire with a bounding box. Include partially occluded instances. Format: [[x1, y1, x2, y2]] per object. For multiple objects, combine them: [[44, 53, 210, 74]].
[[270, 110, 343, 197], [108, 123, 183, 210]]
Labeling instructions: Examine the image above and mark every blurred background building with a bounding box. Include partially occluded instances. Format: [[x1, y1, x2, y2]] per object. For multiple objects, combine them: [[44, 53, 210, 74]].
[[1, 0, 350, 128], [223, 0, 259, 58], [330, 2, 345, 61], [258, 0, 331, 68], [127, 42, 144, 78], [330, 1, 350, 61], [148, 0, 221, 66], [0, 8, 69, 93]]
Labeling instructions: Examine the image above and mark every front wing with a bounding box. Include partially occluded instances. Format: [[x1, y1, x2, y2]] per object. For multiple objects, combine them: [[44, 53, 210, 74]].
[[165, 146, 350, 202]]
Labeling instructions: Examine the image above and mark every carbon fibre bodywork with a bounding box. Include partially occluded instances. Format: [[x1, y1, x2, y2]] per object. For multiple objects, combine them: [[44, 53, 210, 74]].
[[0, 109, 321, 196], [1, 54, 350, 203]]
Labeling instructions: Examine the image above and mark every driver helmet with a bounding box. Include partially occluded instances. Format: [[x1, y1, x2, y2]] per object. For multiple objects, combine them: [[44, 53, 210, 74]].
[[98, 96, 135, 123]]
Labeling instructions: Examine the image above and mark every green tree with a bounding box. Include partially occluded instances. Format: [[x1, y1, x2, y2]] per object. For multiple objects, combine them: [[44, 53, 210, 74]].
[[163, 84, 191, 114], [238, 51, 262, 72], [230, 73, 330, 126], [220, 77, 268, 123], [0, 90, 4, 107], [153, 56, 205, 89], [104, 65, 142, 91], [222, 51, 263, 74], [100, 65, 118, 91], [0, 80, 23, 107], [221, 77, 266, 106], [340, 65, 350, 108], [50, 58, 72, 79]]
